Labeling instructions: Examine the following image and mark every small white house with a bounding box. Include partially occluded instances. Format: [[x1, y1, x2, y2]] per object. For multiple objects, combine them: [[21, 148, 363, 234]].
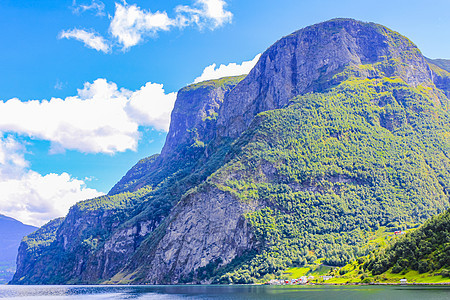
[[299, 276, 308, 284], [400, 278, 407, 284]]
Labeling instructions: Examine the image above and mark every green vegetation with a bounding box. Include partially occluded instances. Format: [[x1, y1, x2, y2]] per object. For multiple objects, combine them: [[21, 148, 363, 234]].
[[312, 208, 450, 284], [209, 77, 449, 283], [11, 76, 247, 284], [21, 218, 64, 252], [14, 73, 450, 285], [109, 154, 159, 195], [366, 208, 450, 276], [182, 75, 246, 92]]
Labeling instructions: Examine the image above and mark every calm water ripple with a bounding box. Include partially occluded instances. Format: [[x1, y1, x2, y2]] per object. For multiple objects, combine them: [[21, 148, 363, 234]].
[[0, 285, 449, 300]]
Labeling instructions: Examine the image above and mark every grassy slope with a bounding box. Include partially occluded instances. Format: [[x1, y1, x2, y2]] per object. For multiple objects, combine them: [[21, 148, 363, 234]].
[[426, 58, 450, 73]]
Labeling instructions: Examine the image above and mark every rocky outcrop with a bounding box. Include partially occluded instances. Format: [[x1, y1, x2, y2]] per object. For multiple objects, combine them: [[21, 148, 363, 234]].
[[11, 76, 247, 285], [160, 76, 245, 160], [12, 218, 63, 284], [117, 185, 257, 284], [109, 76, 244, 196]]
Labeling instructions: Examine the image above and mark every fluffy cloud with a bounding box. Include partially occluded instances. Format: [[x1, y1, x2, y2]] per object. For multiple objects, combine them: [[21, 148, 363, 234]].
[[110, 3, 175, 50], [175, 0, 233, 29], [194, 53, 261, 83], [110, 1, 233, 50], [125, 82, 177, 131], [0, 135, 28, 179], [0, 79, 176, 154], [59, 29, 110, 53], [0, 135, 103, 227], [63, 1, 233, 51]]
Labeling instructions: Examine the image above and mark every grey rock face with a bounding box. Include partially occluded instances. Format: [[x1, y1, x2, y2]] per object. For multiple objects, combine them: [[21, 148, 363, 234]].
[[217, 18, 434, 139], [161, 79, 240, 159], [109, 76, 244, 196], [122, 186, 256, 284], [11, 77, 246, 285]]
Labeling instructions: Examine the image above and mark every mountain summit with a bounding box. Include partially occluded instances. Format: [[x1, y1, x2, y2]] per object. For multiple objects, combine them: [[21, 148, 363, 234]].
[[11, 19, 450, 285], [217, 18, 441, 138]]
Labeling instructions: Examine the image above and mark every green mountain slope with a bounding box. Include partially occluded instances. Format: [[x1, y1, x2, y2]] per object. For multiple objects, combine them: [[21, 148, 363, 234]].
[[197, 76, 450, 283], [11, 19, 450, 285], [318, 208, 450, 284], [366, 208, 450, 276], [427, 58, 450, 73]]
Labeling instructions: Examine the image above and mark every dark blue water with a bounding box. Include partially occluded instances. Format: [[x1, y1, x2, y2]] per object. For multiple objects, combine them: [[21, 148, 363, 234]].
[[0, 285, 449, 299]]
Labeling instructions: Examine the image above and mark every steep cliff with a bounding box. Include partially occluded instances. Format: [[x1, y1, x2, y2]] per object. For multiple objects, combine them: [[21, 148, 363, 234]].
[[109, 75, 244, 196], [217, 18, 441, 139], [12, 19, 450, 285]]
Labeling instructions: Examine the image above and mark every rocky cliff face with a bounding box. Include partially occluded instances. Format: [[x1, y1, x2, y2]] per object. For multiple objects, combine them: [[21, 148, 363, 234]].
[[109, 76, 244, 196], [12, 19, 450, 285], [11, 76, 245, 284], [217, 18, 437, 139], [115, 185, 258, 284]]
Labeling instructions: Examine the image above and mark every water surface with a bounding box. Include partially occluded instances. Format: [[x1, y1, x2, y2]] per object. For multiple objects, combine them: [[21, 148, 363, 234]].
[[0, 284, 449, 299]]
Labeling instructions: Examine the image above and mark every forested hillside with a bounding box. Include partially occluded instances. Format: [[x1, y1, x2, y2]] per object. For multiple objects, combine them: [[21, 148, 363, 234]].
[[366, 208, 450, 276]]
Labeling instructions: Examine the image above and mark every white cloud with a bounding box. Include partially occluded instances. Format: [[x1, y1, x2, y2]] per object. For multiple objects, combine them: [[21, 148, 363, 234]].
[[175, 0, 233, 29], [107, 0, 233, 50], [110, 2, 175, 50], [194, 53, 261, 83], [59, 28, 110, 53], [62, 1, 233, 51], [72, 0, 105, 16], [125, 82, 177, 131], [192, 0, 233, 27], [0, 135, 103, 227], [0, 171, 103, 227], [0, 134, 28, 179], [0, 79, 176, 154]]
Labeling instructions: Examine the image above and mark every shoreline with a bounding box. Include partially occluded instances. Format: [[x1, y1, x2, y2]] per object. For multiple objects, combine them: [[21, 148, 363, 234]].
[[260, 281, 450, 286]]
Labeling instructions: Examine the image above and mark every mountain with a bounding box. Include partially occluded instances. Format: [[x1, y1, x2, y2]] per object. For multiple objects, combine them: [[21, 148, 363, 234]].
[[0, 215, 37, 284], [11, 18, 450, 285]]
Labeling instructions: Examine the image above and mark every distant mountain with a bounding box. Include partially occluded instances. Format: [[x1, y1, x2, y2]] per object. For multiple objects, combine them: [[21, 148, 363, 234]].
[[11, 18, 450, 285], [0, 215, 37, 284], [426, 58, 450, 73]]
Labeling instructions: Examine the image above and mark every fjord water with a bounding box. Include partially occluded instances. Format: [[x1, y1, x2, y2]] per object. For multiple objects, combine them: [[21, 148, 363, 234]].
[[0, 285, 449, 299]]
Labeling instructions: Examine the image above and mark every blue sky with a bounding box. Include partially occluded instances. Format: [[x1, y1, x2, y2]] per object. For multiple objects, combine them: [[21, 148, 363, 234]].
[[0, 0, 449, 226]]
